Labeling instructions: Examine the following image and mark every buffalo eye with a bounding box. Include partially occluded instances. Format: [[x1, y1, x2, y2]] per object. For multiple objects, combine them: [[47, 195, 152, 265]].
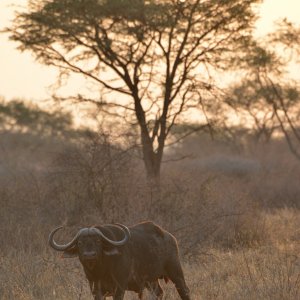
[[96, 238, 101, 244], [77, 241, 83, 246]]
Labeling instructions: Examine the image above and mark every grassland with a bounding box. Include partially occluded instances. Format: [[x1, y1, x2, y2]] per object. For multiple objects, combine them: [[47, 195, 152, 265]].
[[0, 131, 299, 299]]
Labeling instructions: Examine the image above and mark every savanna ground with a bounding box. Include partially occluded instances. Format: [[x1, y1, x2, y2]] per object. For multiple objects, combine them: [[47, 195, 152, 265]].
[[0, 129, 299, 299]]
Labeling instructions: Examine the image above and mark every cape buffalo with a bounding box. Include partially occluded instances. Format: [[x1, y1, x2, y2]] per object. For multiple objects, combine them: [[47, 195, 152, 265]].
[[49, 221, 191, 300]]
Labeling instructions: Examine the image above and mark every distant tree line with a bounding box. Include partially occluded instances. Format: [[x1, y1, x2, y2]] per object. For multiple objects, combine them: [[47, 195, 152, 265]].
[[0, 98, 89, 138]]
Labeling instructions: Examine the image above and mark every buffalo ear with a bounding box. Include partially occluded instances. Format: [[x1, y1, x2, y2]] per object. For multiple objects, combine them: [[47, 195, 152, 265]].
[[104, 247, 120, 256], [62, 246, 78, 258]]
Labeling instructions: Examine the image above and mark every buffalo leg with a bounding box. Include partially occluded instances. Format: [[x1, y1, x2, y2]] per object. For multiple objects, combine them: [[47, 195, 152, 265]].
[[92, 281, 105, 300], [113, 288, 125, 300], [111, 269, 127, 300], [167, 262, 191, 300], [94, 291, 104, 300], [172, 277, 190, 300]]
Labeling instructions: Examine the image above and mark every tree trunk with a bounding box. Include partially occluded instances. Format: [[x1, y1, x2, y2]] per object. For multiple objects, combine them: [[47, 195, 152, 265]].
[[141, 135, 161, 187], [142, 144, 162, 209]]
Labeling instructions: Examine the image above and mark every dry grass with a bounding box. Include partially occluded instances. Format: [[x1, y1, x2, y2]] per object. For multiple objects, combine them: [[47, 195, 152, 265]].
[[0, 132, 300, 299], [1, 211, 299, 300]]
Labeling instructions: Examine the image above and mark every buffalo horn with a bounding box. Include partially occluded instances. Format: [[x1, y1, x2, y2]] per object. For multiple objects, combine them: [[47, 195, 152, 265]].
[[48, 226, 84, 251], [92, 224, 130, 246]]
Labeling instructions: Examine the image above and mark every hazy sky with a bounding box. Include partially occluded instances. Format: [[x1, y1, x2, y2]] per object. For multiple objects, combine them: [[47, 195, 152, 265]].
[[0, 0, 300, 100]]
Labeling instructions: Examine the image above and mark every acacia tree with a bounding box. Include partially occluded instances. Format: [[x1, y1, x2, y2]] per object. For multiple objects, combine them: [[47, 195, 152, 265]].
[[8, 0, 261, 181]]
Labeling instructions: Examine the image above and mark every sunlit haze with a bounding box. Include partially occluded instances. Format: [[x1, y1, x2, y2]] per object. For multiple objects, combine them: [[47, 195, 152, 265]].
[[0, 0, 300, 100]]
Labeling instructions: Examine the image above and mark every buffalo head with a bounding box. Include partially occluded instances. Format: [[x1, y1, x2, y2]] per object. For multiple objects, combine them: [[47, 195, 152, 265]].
[[49, 224, 130, 268]]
